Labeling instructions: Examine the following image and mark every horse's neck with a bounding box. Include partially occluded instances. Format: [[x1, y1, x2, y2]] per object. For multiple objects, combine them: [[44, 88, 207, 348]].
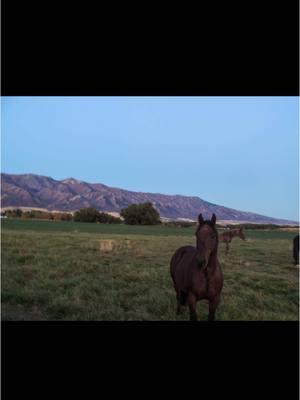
[[207, 248, 219, 271]]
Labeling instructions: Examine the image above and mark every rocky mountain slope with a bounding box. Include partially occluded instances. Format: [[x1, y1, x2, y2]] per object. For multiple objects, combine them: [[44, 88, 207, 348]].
[[1, 173, 297, 224]]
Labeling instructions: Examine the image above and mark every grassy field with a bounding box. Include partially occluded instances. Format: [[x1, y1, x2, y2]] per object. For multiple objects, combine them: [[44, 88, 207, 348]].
[[1, 219, 299, 320]]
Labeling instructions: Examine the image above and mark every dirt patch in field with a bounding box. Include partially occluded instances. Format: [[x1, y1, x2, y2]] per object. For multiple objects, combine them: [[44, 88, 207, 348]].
[[99, 239, 134, 253], [99, 240, 116, 252], [278, 228, 299, 232]]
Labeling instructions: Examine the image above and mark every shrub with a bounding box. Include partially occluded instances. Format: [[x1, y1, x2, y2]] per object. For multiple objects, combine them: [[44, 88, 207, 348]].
[[98, 212, 122, 224], [120, 202, 161, 225], [73, 208, 100, 223], [4, 209, 23, 218]]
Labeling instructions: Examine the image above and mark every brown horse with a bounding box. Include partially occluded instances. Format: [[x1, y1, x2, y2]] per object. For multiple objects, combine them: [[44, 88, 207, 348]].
[[219, 228, 246, 254], [170, 213, 223, 321]]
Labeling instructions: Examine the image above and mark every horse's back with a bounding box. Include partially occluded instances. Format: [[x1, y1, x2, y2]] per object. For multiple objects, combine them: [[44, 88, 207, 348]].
[[218, 232, 227, 242]]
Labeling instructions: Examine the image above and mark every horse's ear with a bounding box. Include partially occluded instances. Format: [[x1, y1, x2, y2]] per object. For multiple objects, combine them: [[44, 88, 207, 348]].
[[198, 213, 204, 225], [211, 213, 217, 226]]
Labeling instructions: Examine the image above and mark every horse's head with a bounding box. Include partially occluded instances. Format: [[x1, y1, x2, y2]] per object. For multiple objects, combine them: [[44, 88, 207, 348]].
[[195, 213, 218, 269], [238, 228, 246, 240]]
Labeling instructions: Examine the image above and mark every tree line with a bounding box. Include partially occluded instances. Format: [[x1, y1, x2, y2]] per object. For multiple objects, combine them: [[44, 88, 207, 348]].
[[3, 209, 73, 221], [2, 208, 297, 229], [2, 203, 162, 225], [73, 208, 122, 223]]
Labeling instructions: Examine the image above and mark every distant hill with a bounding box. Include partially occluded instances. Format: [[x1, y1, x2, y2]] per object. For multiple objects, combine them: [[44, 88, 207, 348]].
[[1, 173, 298, 225]]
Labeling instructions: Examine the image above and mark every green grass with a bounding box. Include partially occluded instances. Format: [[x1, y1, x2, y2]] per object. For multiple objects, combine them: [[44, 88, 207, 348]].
[[1, 218, 195, 236], [1, 219, 299, 320]]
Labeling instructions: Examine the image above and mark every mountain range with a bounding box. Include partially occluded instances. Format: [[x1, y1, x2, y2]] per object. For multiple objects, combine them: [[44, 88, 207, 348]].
[[1, 173, 298, 225]]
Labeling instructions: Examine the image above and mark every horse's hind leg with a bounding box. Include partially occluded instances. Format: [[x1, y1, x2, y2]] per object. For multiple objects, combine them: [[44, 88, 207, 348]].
[[225, 243, 229, 255], [208, 295, 221, 321], [175, 289, 186, 315], [176, 291, 182, 315], [187, 292, 197, 321], [175, 287, 182, 315]]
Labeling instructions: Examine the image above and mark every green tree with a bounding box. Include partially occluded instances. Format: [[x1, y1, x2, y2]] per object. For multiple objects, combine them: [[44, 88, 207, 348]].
[[98, 212, 122, 224], [5, 209, 23, 218], [120, 202, 161, 225], [60, 213, 72, 221], [73, 208, 100, 223]]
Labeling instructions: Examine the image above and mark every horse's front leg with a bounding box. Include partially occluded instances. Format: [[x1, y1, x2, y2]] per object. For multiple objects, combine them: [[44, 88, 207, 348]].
[[208, 295, 221, 321]]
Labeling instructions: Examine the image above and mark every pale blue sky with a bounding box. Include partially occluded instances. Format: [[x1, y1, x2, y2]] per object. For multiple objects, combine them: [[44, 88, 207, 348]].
[[1, 97, 299, 221]]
